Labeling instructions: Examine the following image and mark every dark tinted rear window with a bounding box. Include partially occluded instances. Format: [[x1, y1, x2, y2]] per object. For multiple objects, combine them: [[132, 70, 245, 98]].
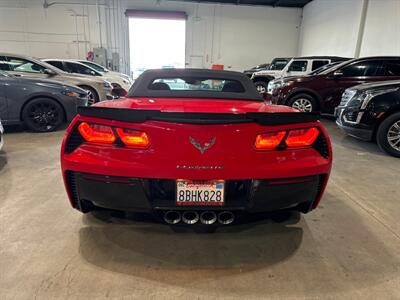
[[269, 59, 289, 70], [384, 60, 400, 76], [46, 60, 64, 70], [341, 60, 383, 77], [288, 61, 308, 72], [312, 60, 329, 71], [0, 56, 10, 71]]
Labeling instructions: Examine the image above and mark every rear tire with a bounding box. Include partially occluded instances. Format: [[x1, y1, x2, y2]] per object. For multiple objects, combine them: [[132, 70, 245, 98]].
[[288, 94, 317, 112], [22, 98, 64, 132], [376, 112, 400, 157], [254, 81, 269, 94]]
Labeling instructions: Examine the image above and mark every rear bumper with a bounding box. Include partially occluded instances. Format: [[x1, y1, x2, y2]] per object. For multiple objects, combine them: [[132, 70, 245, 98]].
[[65, 171, 328, 215]]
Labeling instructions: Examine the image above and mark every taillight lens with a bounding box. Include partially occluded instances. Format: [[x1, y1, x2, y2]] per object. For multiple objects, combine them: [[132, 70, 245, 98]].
[[285, 127, 319, 148], [255, 131, 286, 150], [115, 128, 150, 148], [78, 122, 116, 144], [255, 127, 320, 150]]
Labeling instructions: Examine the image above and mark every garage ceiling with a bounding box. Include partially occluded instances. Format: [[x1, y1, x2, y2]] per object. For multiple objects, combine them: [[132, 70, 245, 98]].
[[171, 0, 312, 8]]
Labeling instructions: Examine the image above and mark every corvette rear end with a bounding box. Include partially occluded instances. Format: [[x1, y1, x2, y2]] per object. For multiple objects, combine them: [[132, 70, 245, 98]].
[[61, 69, 332, 227]]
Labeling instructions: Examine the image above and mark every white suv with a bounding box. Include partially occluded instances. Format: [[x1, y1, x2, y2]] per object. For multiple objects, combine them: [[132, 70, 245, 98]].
[[251, 56, 350, 94]]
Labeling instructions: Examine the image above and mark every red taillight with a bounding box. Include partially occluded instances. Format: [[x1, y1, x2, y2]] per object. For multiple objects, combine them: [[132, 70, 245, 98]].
[[255, 127, 319, 150], [115, 128, 150, 148], [255, 131, 286, 150], [285, 127, 319, 148], [78, 122, 116, 144]]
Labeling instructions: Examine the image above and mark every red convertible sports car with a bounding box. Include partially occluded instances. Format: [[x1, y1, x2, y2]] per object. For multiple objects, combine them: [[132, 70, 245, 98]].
[[61, 69, 332, 227]]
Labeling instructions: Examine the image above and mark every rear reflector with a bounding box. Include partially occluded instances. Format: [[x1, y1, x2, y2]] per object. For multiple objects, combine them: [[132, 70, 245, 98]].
[[285, 127, 319, 148], [115, 128, 150, 148], [255, 131, 286, 150], [78, 122, 116, 144]]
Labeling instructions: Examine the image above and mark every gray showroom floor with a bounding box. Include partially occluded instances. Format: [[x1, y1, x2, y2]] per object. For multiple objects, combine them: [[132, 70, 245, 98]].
[[0, 119, 399, 299]]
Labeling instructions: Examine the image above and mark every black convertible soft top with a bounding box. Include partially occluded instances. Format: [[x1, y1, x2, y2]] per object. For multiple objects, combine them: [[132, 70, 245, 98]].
[[128, 68, 264, 101]]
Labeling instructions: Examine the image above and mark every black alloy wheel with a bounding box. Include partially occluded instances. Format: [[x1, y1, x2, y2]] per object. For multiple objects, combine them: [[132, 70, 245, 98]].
[[22, 98, 64, 132]]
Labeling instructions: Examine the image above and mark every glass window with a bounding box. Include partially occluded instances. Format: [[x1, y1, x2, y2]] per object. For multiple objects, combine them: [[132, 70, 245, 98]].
[[341, 60, 383, 77], [288, 60, 308, 72], [0, 56, 11, 71], [65, 62, 96, 75], [384, 60, 400, 76], [149, 78, 245, 93], [312, 60, 329, 71], [269, 59, 290, 70], [80, 61, 107, 72], [6, 57, 46, 73], [46, 60, 65, 71]]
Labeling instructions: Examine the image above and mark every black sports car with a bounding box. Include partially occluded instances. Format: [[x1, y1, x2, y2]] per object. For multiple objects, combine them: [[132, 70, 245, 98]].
[[0, 71, 88, 132], [336, 80, 400, 157]]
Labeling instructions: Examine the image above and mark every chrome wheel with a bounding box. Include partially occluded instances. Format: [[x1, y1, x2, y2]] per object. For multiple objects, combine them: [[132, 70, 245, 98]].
[[86, 90, 96, 105], [81, 88, 97, 105], [256, 84, 266, 94], [291, 98, 313, 112], [387, 121, 400, 151]]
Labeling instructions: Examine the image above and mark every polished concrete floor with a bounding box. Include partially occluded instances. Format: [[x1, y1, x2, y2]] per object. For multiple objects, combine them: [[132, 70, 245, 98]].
[[0, 120, 399, 299]]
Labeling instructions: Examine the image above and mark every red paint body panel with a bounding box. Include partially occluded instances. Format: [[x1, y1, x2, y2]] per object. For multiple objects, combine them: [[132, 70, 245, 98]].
[[61, 96, 332, 213]]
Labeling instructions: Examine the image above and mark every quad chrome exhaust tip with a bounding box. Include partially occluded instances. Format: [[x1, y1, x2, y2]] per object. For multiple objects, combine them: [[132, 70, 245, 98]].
[[217, 211, 235, 225], [182, 211, 199, 224], [200, 211, 217, 225], [164, 210, 181, 225]]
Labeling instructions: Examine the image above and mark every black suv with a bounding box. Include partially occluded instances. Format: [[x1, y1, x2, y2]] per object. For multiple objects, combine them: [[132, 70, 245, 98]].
[[336, 80, 400, 157]]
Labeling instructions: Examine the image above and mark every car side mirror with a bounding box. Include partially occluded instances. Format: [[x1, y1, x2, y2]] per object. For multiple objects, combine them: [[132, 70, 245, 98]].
[[90, 71, 96, 76], [44, 68, 57, 76]]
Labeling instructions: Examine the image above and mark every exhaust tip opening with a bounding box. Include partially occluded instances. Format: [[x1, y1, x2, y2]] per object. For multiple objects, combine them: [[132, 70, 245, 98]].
[[200, 211, 217, 225], [164, 211, 181, 225], [182, 211, 199, 224], [218, 211, 235, 225]]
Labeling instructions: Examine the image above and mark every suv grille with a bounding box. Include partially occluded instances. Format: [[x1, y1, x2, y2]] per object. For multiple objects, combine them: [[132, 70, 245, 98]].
[[340, 90, 356, 106]]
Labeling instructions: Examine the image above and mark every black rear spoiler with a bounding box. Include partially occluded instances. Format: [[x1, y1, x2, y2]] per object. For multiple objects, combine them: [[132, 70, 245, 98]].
[[77, 106, 320, 125]]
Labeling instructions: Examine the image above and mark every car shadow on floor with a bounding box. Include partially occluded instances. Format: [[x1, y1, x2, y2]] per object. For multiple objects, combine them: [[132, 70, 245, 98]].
[[78, 211, 303, 282], [3, 123, 69, 134], [321, 117, 389, 157], [77, 190, 400, 297]]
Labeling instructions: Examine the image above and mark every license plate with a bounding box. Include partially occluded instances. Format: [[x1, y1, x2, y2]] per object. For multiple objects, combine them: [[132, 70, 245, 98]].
[[176, 180, 225, 206]]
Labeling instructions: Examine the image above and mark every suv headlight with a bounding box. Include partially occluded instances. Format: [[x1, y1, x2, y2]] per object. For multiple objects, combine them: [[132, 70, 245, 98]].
[[347, 88, 399, 109]]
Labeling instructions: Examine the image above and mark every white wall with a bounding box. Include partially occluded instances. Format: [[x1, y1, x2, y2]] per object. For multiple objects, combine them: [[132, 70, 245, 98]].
[[298, 0, 400, 58], [298, 0, 364, 58], [360, 0, 400, 56], [0, 0, 302, 74]]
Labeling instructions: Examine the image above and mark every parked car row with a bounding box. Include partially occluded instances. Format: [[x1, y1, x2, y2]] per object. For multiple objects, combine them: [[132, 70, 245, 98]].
[[251, 56, 350, 93], [247, 56, 400, 157], [0, 53, 133, 133], [335, 80, 400, 157]]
